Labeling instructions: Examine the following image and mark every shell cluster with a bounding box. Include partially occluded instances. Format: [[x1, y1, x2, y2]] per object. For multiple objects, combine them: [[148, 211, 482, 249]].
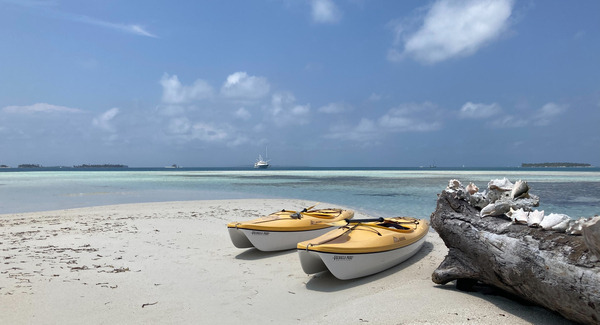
[[507, 208, 571, 232], [445, 178, 599, 238]]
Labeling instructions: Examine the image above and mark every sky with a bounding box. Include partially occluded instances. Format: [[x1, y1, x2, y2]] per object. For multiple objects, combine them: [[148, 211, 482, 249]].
[[1, 0, 599, 168]]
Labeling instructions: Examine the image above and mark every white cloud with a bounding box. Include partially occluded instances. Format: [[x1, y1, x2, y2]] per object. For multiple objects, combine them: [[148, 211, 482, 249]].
[[161, 114, 250, 147], [227, 135, 249, 147], [268, 92, 311, 126], [191, 122, 229, 142], [533, 102, 566, 126], [291, 104, 310, 117], [325, 102, 443, 143], [127, 24, 156, 38], [389, 0, 514, 64], [74, 16, 157, 38], [166, 117, 192, 135], [310, 0, 342, 24], [5, 1, 157, 38], [459, 102, 502, 119], [234, 107, 251, 120], [2, 103, 83, 114], [221, 72, 270, 101], [318, 102, 348, 114], [378, 102, 442, 132], [484, 102, 566, 128], [160, 74, 214, 104], [489, 115, 528, 128], [157, 104, 186, 117], [325, 118, 379, 142], [271, 91, 296, 115], [92, 107, 120, 132]]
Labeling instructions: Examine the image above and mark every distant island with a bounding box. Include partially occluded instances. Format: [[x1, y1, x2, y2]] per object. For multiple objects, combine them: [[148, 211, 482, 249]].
[[74, 164, 128, 168], [18, 164, 42, 168], [521, 162, 592, 168]]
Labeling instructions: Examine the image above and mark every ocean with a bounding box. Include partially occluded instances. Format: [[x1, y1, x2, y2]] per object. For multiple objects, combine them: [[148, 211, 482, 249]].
[[1, 167, 599, 219]]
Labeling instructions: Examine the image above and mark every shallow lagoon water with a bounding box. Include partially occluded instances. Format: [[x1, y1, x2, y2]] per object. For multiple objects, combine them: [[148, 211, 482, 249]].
[[1, 168, 599, 219]]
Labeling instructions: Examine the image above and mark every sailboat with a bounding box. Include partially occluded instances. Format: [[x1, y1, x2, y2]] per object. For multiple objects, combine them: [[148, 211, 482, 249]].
[[254, 147, 270, 169]]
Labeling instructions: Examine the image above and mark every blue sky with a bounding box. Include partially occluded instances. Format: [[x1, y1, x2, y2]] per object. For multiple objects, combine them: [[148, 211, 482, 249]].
[[1, 0, 599, 167]]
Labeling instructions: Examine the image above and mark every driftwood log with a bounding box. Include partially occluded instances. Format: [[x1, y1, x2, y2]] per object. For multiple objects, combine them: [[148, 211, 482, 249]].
[[431, 184, 600, 324]]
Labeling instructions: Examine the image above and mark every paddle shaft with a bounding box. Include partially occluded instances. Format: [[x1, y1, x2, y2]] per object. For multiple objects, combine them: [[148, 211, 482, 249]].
[[347, 217, 384, 223]]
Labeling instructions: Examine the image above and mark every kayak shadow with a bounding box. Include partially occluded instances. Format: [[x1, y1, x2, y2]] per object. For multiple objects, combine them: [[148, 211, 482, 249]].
[[304, 240, 434, 292], [234, 248, 294, 260]]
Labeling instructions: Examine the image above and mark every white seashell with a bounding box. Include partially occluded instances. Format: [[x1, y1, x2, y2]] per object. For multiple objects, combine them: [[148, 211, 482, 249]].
[[540, 213, 570, 230], [509, 208, 529, 224], [466, 182, 479, 195], [488, 178, 514, 191], [566, 217, 586, 235], [449, 179, 462, 188], [527, 210, 544, 227], [511, 179, 529, 199], [480, 203, 495, 217], [480, 201, 510, 217], [551, 218, 571, 233], [447, 179, 463, 192]]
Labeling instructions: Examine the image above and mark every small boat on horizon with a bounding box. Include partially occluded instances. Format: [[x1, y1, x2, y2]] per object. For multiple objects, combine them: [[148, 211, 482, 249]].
[[254, 155, 269, 169], [165, 164, 180, 168], [254, 147, 270, 168], [227, 206, 354, 251], [297, 216, 429, 280]]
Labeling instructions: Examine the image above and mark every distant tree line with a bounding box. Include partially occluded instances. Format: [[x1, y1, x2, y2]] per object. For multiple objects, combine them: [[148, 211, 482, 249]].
[[522, 162, 591, 168], [13, 163, 129, 168]]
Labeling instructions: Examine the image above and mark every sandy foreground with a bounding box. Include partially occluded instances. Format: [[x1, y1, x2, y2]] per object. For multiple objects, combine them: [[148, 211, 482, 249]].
[[0, 199, 572, 324]]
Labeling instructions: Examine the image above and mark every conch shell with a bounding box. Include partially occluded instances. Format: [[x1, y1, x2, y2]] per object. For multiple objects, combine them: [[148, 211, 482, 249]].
[[466, 182, 479, 195], [511, 179, 529, 199], [480, 201, 510, 217], [447, 179, 462, 190], [488, 178, 514, 191], [540, 213, 570, 230], [527, 210, 544, 227], [509, 208, 529, 224], [551, 218, 571, 233]]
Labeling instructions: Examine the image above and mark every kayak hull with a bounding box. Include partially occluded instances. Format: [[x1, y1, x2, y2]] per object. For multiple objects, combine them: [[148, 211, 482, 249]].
[[298, 235, 427, 280], [297, 217, 429, 280], [228, 226, 254, 248], [227, 208, 354, 251], [229, 226, 340, 252]]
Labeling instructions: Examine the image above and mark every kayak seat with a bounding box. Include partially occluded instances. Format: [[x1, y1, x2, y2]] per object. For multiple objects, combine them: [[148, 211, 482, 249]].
[[379, 222, 410, 230]]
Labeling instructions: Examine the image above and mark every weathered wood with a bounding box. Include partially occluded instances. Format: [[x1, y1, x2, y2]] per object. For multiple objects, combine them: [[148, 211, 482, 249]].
[[431, 185, 600, 324]]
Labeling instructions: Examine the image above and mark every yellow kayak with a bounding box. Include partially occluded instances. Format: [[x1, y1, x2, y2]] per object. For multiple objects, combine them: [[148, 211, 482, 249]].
[[227, 207, 354, 251], [297, 217, 428, 279]]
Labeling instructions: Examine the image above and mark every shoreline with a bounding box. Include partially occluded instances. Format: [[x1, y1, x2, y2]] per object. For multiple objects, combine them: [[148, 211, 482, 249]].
[[0, 199, 571, 324]]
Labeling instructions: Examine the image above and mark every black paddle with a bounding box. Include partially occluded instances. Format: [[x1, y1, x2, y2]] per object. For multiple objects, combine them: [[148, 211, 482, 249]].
[[346, 217, 384, 223]]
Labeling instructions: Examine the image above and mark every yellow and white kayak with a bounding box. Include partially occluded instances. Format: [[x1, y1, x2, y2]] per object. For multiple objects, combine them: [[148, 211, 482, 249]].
[[227, 207, 354, 251], [297, 217, 428, 280]]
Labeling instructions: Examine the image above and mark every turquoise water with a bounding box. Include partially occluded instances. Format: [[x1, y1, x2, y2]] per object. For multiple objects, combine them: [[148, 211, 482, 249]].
[[1, 168, 599, 218]]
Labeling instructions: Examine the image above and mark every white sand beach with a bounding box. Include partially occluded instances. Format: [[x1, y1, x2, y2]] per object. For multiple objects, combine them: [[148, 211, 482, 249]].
[[0, 199, 571, 324]]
